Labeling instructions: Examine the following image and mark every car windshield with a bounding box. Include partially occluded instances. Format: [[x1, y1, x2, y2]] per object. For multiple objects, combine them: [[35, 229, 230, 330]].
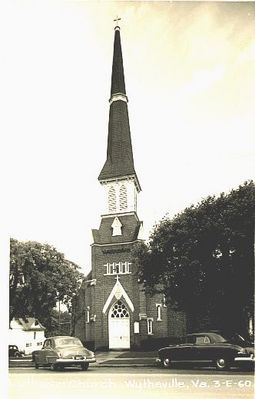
[[221, 333, 249, 345], [55, 337, 83, 347]]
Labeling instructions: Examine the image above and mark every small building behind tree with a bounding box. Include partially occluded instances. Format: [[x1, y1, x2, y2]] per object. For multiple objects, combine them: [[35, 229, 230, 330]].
[[9, 318, 46, 355]]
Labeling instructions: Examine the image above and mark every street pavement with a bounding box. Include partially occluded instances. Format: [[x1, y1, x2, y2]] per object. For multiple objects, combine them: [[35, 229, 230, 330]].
[[8, 352, 254, 399], [8, 367, 254, 399]]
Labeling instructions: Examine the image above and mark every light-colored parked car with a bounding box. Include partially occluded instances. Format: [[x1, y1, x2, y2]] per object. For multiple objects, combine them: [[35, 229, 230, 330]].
[[32, 336, 96, 371]]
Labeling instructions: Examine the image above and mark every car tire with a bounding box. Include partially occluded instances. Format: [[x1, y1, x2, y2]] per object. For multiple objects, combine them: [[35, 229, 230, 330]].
[[14, 352, 22, 358], [162, 358, 171, 369], [35, 363, 39, 369], [81, 363, 89, 371], [50, 364, 57, 371], [215, 358, 229, 371]]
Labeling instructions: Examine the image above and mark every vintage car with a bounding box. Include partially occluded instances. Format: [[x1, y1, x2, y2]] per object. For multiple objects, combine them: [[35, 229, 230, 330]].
[[32, 336, 96, 370], [156, 332, 254, 371], [8, 345, 24, 358]]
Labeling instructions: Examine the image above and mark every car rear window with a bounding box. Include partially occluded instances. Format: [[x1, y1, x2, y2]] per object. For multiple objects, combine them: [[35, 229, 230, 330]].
[[55, 338, 83, 347]]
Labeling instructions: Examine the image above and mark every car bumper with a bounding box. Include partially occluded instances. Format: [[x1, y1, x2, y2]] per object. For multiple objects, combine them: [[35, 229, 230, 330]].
[[55, 358, 96, 364]]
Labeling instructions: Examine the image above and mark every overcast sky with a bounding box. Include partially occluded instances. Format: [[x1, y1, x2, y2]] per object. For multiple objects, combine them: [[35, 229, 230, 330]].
[[2, 1, 255, 275]]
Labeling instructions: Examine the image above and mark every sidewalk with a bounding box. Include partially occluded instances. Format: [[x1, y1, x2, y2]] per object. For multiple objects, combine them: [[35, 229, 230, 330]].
[[95, 351, 157, 367], [9, 351, 158, 368]]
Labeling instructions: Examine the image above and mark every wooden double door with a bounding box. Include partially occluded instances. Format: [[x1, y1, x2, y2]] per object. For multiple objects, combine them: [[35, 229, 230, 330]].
[[108, 300, 130, 349]]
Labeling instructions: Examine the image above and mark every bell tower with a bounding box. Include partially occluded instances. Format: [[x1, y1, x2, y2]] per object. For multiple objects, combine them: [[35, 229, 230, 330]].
[[73, 20, 187, 350], [89, 22, 143, 350]]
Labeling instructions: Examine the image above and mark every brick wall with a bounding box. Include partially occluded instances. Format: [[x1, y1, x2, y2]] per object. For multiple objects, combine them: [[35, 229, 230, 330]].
[[74, 212, 187, 349], [91, 241, 142, 349]]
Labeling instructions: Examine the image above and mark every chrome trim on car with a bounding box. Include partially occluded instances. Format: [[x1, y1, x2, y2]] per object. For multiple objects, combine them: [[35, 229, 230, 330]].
[[55, 358, 96, 363], [234, 356, 254, 362]]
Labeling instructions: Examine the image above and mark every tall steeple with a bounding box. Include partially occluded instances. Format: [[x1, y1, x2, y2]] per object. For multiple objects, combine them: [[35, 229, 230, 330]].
[[98, 25, 141, 195], [110, 24, 126, 97]]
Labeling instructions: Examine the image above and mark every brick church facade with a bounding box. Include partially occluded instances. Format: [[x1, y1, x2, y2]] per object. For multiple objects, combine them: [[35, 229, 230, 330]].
[[73, 24, 186, 350]]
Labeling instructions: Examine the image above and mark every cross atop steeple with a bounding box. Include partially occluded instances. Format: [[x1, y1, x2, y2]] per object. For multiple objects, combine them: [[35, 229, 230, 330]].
[[114, 16, 121, 28]]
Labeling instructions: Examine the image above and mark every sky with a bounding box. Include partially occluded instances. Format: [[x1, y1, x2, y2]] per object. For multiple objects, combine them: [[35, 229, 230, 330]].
[[2, 1, 255, 276]]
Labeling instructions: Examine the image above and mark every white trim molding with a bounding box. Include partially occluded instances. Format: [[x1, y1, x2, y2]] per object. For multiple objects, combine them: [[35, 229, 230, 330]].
[[102, 278, 134, 314], [139, 313, 147, 320], [109, 93, 128, 105]]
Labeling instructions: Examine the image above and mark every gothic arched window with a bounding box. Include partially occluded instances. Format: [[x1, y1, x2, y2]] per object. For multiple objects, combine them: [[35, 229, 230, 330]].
[[110, 300, 129, 318], [108, 186, 116, 212], [119, 184, 127, 211]]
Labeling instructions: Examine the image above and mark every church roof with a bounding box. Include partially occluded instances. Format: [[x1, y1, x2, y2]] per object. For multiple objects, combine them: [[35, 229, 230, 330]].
[[11, 317, 45, 331], [92, 214, 142, 245], [98, 27, 140, 189]]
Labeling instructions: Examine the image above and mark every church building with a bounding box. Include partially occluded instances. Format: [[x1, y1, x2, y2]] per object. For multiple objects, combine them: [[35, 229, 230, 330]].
[[73, 23, 186, 350]]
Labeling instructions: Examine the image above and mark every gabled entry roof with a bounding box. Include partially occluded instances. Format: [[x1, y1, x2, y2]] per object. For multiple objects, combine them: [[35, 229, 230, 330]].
[[102, 277, 134, 314]]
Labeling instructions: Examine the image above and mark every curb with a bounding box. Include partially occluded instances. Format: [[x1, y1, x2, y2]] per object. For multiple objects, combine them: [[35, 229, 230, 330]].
[[97, 363, 156, 367], [9, 360, 157, 369], [96, 359, 156, 367]]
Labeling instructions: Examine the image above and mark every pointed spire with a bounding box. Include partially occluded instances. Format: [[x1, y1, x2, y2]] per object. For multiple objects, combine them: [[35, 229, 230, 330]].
[[98, 25, 141, 191], [110, 26, 126, 97]]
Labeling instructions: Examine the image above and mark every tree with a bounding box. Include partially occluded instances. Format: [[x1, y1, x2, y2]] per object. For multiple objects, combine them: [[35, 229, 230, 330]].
[[133, 181, 254, 336], [50, 309, 72, 336], [10, 239, 84, 334]]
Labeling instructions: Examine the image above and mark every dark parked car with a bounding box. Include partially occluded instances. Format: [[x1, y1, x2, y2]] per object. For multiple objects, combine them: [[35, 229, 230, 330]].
[[157, 332, 254, 371], [32, 336, 96, 371], [8, 345, 24, 358]]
